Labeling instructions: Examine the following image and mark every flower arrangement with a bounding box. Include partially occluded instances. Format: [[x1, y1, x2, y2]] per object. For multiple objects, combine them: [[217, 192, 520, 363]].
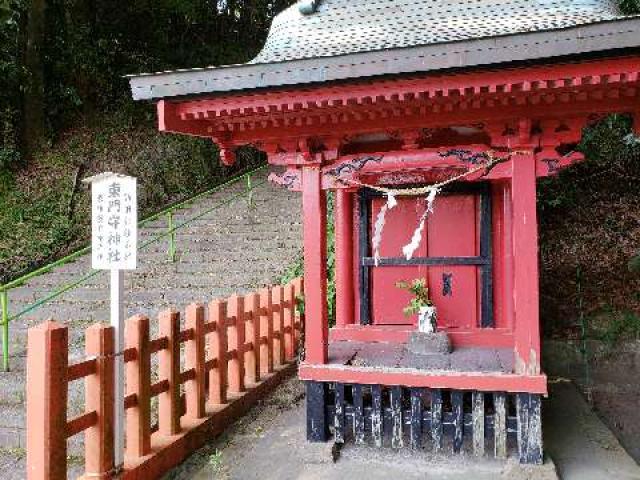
[[396, 278, 433, 316]]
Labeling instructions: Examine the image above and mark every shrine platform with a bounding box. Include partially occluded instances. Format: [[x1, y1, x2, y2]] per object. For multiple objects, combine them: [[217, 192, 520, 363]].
[[299, 338, 547, 395], [327, 341, 514, 374]]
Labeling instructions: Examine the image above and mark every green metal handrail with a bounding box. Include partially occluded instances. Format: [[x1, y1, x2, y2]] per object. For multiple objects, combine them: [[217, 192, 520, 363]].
[[0, 164, 267, 371]]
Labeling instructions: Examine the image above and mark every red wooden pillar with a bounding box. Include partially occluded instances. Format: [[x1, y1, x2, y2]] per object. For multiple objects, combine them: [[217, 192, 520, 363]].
[[85, 324, 115, 478], [158, 310, 181, 435], [125, 315, 151, 458], [335, 188, 355, 328], [302, 165, 329, 364], [185, 304, 206, 420], [26, 321, 68, 480], [511, 152, 541, 375]]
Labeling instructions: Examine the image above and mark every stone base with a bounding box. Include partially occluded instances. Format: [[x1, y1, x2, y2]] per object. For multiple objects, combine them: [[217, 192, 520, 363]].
[[407, 331, 452, 355]]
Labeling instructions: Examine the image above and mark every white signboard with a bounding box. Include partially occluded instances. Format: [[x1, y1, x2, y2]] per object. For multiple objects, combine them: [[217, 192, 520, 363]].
[[83, 171, 138, 471], [88, 173, 137, 270]]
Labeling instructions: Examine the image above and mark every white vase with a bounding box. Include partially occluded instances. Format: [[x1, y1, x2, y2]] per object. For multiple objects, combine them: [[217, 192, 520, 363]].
[[418, 306, 437, 334]]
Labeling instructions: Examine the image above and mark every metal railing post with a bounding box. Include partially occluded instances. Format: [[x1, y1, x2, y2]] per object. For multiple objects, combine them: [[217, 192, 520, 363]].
[[167, 211, 177, 263], [1, 290, 9, 371], [247, 174, 254, 210]]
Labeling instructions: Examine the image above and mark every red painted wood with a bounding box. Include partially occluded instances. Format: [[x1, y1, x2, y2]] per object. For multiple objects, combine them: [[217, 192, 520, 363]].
[[159, 57, 640, 151], [491, 181, 514, 330], [329, 325, 514, 347], [427, 194, 479, 330], [511, 152, 541, 375], [302, 166, 329, 364], [369, 193, 480, 330], [298, 363, 547, 395], [175, 56, 639, 122], [370, 196, 427, 326], [335, 189, 355, 327], [26, 321, 68, 480], [84, 325, 116, 479]]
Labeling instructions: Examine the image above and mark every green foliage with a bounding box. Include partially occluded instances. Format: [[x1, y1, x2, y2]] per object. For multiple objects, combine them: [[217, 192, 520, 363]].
[[396, 278, 433, 316], [0, 0, 297, 163], [619, 0, 640, 14], [538, 114, 640, 213], [280, 193, 336, 326], [596, 310, 640, 346], [0, 113, 261, 283]]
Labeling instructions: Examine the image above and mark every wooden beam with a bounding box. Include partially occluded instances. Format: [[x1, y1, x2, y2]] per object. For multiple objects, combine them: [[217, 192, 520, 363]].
[[511, 151, 541, 375], [298, 363, 548, 394], [302, 166, 329, 364], [335, 189, 355, 328]]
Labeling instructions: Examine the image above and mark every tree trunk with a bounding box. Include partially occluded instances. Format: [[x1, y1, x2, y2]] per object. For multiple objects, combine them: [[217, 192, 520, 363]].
[[22, 0, 47, 158]]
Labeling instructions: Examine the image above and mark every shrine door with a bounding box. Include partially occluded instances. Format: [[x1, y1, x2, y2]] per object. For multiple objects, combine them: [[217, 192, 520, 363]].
[[359, 185, 493, 331]]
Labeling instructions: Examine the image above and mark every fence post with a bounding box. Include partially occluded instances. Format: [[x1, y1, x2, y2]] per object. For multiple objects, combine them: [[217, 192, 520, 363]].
[[208, 300, 228, 405], [244, 293, 260, 386], [272, 286, 285, 367], [284, 283, 295, 361], [26, 320, 68, 480], [167, 211, 177, 263], [1, 290, 8, 372], [185, 304, 206, 420], [159, 310, 181, 435], [84, 324, 115, 478], [259, 287, 274, 376], [227, 295, 245, 394], [125, 315, 151, 458]]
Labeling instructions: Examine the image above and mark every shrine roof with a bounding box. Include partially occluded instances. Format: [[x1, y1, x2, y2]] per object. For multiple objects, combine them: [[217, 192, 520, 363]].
[[128, 0, 640, 101]]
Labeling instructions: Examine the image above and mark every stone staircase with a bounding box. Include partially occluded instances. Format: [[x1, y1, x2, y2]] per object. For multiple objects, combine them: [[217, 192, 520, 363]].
[[0, 170, 302, 478]]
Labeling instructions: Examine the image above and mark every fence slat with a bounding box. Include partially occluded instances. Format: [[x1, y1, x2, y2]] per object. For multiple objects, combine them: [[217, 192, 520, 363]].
[[26, 320, 68, 480], [334, 383, 345, 444], [159, 310, 181, 436], [354, 384, 365, 445], [452, 390, 464, 454], [227, 295, 245, 394], [259, 287, 274, 375], [391, 386, 403, 449], [473, 391, 485, 457], [432, 388, 443, 452], [410, 388, 423, 449], [517, 393, 543, 464], [272, 285, 285, 367], [68, 358, 97, 382], [209, 300, 228, 405], [372, 384, 383, 448], [283, 283, 295, 361], [494, 392, 507, 459], [185, 304, 206, 420], [125, 316, 150, 459], [85, 324, 116, 475], [244, 293, 260, 386]]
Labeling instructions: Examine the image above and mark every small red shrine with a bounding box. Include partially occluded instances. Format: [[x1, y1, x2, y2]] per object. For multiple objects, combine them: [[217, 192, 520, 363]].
[[130, 0, 640, 464]]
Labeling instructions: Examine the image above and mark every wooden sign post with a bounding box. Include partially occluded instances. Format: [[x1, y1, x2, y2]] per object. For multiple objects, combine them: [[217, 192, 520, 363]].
[[83, 172, 137, 472]]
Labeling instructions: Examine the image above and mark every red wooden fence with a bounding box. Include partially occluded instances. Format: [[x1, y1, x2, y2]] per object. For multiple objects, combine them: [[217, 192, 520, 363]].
[[26, 278, 303, 480]]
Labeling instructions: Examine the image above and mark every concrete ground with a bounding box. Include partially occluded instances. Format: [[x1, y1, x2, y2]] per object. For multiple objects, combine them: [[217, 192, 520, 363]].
[[545, 381, 640, 480], [165, 377, 639, 480]]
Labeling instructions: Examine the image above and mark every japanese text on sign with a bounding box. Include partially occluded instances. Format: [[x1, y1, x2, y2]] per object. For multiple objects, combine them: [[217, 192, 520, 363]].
[[89, 173, 137, 270]]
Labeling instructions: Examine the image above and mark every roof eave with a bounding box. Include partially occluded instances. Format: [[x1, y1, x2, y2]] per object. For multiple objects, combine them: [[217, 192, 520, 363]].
[[129, 17, 640, 102]]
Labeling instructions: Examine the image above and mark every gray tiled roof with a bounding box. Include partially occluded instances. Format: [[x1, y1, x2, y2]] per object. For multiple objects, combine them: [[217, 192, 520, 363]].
[[128, 0, 640, 101], [253, 0, 622, 64]]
